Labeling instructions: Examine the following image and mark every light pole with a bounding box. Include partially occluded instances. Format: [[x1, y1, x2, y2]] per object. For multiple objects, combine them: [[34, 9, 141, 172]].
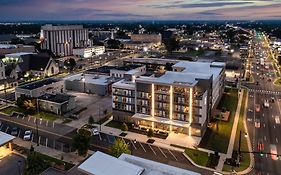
[[238, 130, 248, 162], [17, 160, 22, 175]]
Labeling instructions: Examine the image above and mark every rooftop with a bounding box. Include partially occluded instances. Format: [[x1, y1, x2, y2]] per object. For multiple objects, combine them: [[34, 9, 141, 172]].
[[0, 131, 15, 146], [18, 78, 60, 90], [78, 151, 144, 175], [39, 93, 75, 104], [65, 73, 119, 86], [5, 52, 34, 58], [87, 64, 143, 74]]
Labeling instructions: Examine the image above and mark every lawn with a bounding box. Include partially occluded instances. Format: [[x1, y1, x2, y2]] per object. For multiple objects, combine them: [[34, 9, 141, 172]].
[[223, 90, 250, 172], [105, 120, 123, 130], [185, 148, 209, 167], [199, 88, 239, 153], [0, 106, 58, 121]]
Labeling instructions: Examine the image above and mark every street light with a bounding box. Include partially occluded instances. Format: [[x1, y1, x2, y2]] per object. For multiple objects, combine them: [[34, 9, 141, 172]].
[[238, 130, 248, 156]]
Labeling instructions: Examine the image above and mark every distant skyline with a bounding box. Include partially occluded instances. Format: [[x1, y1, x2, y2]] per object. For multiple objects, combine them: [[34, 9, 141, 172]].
[[0, 0, 281, 21]]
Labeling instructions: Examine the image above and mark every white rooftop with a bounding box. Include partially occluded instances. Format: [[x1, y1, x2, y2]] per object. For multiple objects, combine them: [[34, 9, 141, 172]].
[[65, 73, 115, 86], [0, 131, 15, 146], [5, 52, 34, 57], [113, 79, 136, 90], [172, 61, 225, 81], [119, 154, 201, 175], [0, 44, 17, 49], [78, 151, 144, 175]]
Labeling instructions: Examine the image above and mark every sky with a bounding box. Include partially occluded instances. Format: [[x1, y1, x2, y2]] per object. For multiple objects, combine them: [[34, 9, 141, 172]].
[[0, 0, 281, 21]]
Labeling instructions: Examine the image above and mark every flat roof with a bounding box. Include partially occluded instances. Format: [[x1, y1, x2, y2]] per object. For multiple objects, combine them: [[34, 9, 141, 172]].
[[5, 52, 34, 57], [18, 78, 60, 90], [0, 131, 15, 146], [119, 154, 201, 175], [172, 61, 225, 80], [113, 79, 136, 90], [39, 93, 75, 104], [78, 151, 144, 175], [65, 73, 119, 86]]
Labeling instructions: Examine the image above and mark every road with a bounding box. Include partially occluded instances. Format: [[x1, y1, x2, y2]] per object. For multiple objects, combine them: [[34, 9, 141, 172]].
[[243, 31, 281, 175], [0, 113, 213, 175]]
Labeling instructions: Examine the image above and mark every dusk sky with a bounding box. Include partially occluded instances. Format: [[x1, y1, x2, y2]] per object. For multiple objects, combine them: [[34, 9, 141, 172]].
[[0, 0, 281, 21]]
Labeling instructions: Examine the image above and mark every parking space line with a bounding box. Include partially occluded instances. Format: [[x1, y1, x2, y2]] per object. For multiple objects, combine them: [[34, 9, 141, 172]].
[[46, 138, 48, 146], [17, 115, 19, 119], [22, 116, 25, 120], [38, 136, 41, 145], [158, 147, 167, 158], [138, 142, 146, 152], [39, 119, 42, 125], [31, 134, 34, 142], [53, 140, 56, 148], [168, 150, 178, 161], [46, 120, 48, 127], [18, 130, 21, 137], [130, 140, 137, 150], [106, 135, 111, 143], [34, 118, 36, 123], [148, 144, 156, 155], [5, 126, 9, 133], [28, 116, 31, 122], [0, 125, 3, 130], [52, 122, 55, 128]]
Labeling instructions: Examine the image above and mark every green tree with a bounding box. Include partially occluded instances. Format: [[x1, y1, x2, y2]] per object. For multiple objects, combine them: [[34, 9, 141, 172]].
[[163, 37, 179, 53], [26, 152, 47, 175], [88, 116, 94, 125], [73, 129, 91, 156], [64, 58, 76, 71], [121, 123, 128, 131], [106, 39, 122, 49], [110, 138, 131, 157], [147, 128, 154, 137]]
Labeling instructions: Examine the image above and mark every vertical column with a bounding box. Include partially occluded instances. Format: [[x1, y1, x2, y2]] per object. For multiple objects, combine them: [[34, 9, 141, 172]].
[[169, 86, 173, 132], [189, 88, 193, 136], [151, 84, 154, 128]]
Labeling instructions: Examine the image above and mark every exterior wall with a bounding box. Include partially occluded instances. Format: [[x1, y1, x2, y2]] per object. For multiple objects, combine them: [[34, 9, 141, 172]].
[[130, 34, 162, 45], [73, 46, 105, 58], [15, 80, 65, 100], [41, 25, 89, 56], [0, 45, 35, 55], [45, 60, 60, 77], [110, 70, 126, 78], [112, 87, 136, 116], [0, 60, 5, 80], [38, 96, 76, 115], [112, 110, 134, 123], [65, 80, 109, 96]]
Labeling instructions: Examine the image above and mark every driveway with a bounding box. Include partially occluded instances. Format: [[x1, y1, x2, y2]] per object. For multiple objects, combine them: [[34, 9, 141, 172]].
[[0, 153, 25, 175]]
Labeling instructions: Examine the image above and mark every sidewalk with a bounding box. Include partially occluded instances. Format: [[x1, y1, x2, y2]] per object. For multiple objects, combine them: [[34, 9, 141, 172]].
[[13, 138, 85, 165], [216, 90, 244, 171]]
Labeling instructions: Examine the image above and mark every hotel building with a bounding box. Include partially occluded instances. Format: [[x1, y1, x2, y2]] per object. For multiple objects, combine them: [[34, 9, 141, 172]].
[[40, 25, 89, 56], [112, 61, 225, 137]]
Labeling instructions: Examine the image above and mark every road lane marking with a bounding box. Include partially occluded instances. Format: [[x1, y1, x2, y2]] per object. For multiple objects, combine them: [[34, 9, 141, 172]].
[[273, 125, 276, 129], [28, 116, 31, 122], [275, 116, 280, 124], [52, 122, 55, 128], [34, 118, 36, 123], [276, 138, 278, 143], [5, 126, 9, 133], [22, 116, 24, 120], [264, 136, 267, 141], [158, 147, 167, 158], [262, 113, 265, 117], [168, 150, 178, 161], [46, 120, 48, 127], [148, 144, 156, 155], [263, 124, 266, 128], [139, 142, 146, 153], [17, 115, 19, 119]]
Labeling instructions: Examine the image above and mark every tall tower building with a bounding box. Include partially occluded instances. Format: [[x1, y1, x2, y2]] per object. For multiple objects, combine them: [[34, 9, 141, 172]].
[[41, 24, 89, 56]]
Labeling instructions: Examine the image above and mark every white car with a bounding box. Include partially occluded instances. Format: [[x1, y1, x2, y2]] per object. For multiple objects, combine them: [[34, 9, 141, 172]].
[[270, 145, 278, 160], [91, 127, 99, 136], [264, 100, 269, 108], [23, 130, 32, 141]]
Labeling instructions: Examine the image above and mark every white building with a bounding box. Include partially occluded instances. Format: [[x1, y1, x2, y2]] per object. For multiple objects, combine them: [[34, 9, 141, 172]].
[[40, 24, 90, 56], [73, 46, 105, 58]]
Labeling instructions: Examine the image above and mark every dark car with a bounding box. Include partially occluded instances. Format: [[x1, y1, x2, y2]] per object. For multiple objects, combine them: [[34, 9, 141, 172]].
[[11, 127, 19, 136]]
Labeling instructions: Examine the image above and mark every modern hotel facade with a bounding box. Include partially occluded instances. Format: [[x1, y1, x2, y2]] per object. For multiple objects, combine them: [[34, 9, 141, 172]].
[[40, 25, 89, 56], [112, 61, 225, 137]]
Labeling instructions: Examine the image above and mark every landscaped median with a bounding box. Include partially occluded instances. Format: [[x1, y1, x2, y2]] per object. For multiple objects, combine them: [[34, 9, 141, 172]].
[[0, 106, 58, 121], [223, 90, 251, 172]]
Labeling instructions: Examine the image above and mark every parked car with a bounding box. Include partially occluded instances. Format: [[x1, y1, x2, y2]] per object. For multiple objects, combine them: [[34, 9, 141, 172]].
[[255, 104, 261, 112], [23, 130, 32, 141], [91, 127, 99, 136], [270, 145, 278, 160], [11, 127, 19, 136], [264, 100, 269, 108]]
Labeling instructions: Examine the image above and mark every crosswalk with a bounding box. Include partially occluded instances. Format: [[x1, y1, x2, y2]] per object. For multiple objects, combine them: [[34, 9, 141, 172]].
[[248, 89, 281, 95]]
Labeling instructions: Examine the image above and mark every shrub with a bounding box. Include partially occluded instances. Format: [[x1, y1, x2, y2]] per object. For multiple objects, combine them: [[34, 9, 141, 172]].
[[147, 128, 154, 137], [121, 123, 128, 131]]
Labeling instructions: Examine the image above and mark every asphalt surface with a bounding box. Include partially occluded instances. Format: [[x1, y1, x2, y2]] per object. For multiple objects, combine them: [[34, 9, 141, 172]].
[[0, 153, 25, 175], [243, 31, 281, 175], [0, 113, 213, 175]]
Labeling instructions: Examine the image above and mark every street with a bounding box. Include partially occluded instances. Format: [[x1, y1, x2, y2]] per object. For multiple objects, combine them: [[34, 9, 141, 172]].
[[243, 31, 281, 175]]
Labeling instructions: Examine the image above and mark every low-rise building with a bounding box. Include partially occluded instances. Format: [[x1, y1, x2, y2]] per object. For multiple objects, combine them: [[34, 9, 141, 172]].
[[0, 44, 35, 55], [130, 34, 162, 45], [38, 93, 76, 115], [15, 78, 64, 100], [73, 46, 105, 58]]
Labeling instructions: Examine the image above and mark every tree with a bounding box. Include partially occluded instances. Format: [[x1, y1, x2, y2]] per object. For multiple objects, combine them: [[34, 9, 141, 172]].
[[23, 99, 36, 115], [106, 39, 122, 49], [110, 138, 130, 157], [163, 37, 179, 53], [121, 123, 128, 131], [26, 152, 47, 175], [73, 129, 91, 156], [88, 116, 94, 125], [64, 58, 76, 71], [147, 128, 154, 137], [165, 63, 173, 71]]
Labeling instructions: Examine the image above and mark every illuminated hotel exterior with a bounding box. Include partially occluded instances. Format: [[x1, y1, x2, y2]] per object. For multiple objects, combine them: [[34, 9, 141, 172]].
[[112, 61, 225, 137], [40, 25, 89, 56]]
